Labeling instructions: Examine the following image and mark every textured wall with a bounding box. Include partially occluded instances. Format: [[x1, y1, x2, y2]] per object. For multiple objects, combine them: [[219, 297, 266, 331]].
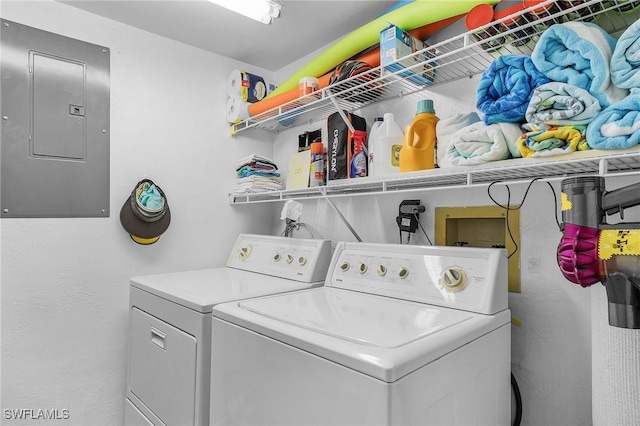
[[592, 285, 640, 426], [591, 177, 640, 426]]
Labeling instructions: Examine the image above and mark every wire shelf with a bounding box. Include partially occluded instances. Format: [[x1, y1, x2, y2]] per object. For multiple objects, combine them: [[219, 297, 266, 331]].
[[230, 0, 640, 135], [229, 0, 640, 205], [229, 148, 640, 204]]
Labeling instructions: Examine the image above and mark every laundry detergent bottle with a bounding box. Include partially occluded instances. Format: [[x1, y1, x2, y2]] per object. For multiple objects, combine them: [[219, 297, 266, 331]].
[[399, 100, 440, 172], [372, 113, 403, 176]]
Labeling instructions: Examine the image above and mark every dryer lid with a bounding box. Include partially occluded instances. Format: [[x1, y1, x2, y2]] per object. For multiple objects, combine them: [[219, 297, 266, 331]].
[[131, 268, 321, 313], [239, 287, 472, 348]]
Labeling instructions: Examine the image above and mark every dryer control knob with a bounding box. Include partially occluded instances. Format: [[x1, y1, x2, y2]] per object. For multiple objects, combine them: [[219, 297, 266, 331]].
[[441, 268, 467, 291], [377, 265, 387, 276], [398, 267, 409, 279], [273, 253, 281, 262], [298, 256, 307, 266], [340, 262, 350, 272], [358, 263, 368, 274], [286, 255, 294, 264], [239, 245, 252, 260]]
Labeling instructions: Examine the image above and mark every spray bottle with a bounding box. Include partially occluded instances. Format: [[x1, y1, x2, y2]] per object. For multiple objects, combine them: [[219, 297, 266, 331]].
[[400, 100, 440, 172], [309, 141, 325, 186], [349, 130, 368, 178]]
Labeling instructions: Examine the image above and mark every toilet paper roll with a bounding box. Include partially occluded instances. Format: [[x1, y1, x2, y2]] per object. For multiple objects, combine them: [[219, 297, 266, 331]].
[[225, 96, 251, 124], [226, 69, 277, 103]]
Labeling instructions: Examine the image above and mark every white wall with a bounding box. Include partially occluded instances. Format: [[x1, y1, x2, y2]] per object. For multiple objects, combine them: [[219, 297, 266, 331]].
[[591, 174, 640, 426], [0, 1, 276, 425]]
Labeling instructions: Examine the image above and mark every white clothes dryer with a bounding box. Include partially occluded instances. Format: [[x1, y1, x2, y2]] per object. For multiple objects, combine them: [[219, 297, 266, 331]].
[[211, 242, 511, 426], [124, 234, 331, 426]]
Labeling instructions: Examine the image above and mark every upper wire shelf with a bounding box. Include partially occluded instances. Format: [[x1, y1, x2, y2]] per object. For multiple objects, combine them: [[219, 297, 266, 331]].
[[230, 0, 640, 136]]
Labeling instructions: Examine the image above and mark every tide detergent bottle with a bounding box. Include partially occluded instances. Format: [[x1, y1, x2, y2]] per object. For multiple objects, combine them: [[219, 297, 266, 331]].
[[399, 100, 440, 172]]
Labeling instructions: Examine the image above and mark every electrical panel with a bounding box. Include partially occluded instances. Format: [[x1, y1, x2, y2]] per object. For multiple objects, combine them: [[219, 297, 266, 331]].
[[1, 19, 110, 218]]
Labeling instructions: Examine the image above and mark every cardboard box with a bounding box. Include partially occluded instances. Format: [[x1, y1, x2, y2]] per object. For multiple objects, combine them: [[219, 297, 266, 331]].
[[380, 25, 435, 86]]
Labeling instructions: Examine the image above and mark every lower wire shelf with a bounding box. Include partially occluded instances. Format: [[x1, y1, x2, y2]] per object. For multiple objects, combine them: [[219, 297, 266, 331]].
[[229, 148, 640, 205]]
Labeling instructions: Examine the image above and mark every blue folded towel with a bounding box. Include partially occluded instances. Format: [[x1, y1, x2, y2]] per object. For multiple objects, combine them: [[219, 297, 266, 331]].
[[531, 22, 627, 108], [611, 18, 640, 89], [586, 88, 640, 150], [476, 55, 550, 125]]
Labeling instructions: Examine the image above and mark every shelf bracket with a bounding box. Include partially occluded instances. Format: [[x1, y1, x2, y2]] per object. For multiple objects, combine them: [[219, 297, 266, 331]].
[[599, 158, 608, 176], [325, 88, 355, 133], [322, 195, 363, 242]]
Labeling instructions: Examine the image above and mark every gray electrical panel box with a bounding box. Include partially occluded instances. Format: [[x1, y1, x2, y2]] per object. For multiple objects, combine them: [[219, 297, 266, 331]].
[[1, 19, 110, 218]]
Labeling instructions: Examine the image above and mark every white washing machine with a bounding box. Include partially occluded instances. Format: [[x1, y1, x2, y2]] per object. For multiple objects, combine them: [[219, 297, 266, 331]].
[[211, 241, 511, 426], [124, 234, 331, 426]]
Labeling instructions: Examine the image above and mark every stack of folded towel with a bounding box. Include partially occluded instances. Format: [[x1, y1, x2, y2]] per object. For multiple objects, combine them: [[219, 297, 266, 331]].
[[464, 20, 640, 162], [587, 19, 640, 150], [431, 19, 640, 168], [516, 82, 598, 157], [233, 154, 283, 195]]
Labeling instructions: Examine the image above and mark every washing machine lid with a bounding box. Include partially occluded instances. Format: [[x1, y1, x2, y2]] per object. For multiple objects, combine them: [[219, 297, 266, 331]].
[[214, 287, 511, 382], [240, 286, 472, 348], [131, 268, 322, 313]]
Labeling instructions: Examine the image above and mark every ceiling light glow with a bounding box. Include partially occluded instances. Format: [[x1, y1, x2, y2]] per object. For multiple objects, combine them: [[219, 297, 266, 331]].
[[208, 0, 283, 25]]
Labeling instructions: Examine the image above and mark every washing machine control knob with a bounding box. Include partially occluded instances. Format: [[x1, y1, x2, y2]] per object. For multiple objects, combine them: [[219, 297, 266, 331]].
[[298, 256, 307, 266], [358, 263, 368, 274], [273, 253, 281, 262], [340, 262, 350, 272], [239, 246, 252, 260], [441, 268, 467, 291], [398, 267, 409, 279], [377, 265, 387, 276], [286, 255, 294, 264]]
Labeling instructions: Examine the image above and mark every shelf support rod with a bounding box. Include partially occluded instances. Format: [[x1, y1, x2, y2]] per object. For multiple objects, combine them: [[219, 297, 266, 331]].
[[325, 89, 355, 133], [322, 196, 363, 242]]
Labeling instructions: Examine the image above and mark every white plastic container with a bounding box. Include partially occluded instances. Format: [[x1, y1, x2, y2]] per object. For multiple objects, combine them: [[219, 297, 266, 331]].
[[367, 117, 383, 177], [298, 77, 319, 104], [372, 113, 403, 176]]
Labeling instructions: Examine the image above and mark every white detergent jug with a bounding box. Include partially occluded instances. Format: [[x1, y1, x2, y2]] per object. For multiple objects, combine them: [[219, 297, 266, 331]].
[[372, 113, 403, 176]]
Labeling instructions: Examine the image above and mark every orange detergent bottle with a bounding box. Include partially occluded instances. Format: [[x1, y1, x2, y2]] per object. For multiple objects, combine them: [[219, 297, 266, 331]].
[[399, 100, 440, 172]]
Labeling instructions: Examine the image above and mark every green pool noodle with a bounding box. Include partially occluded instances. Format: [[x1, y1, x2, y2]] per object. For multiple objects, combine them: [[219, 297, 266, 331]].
[[267, 0, 501, 98]]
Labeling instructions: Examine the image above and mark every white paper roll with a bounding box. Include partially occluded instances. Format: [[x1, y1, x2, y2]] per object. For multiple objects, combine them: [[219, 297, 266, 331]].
[[225, 96, 251, 124], [226, 69, 277, 102], [226, 69, 245, 99]]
